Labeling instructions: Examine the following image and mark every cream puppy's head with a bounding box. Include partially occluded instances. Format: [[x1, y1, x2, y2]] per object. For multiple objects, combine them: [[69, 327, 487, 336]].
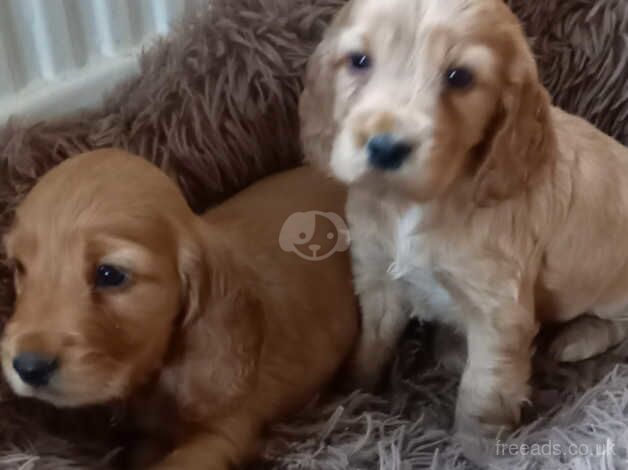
[[300, 0, 554, 204]]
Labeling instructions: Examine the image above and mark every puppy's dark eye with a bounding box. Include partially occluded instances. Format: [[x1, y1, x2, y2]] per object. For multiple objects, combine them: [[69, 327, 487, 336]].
[[445, 67, 474, 89], [94, 264, 128, 289], [347, 52, 371, 71]]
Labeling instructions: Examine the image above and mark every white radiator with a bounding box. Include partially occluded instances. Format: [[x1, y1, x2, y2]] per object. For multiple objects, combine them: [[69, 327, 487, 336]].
[[0, 0, 207, 125]]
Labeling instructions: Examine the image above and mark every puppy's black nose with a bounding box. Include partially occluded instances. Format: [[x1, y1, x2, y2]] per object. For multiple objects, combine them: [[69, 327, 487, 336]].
[[367, 134, 412, 170], [13, 352, 58, 387]]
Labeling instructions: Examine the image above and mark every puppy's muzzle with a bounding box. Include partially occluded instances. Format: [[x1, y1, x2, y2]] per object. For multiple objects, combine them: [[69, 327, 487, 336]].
[[367, 134, 413, 170], [13, 352, 58, 387]]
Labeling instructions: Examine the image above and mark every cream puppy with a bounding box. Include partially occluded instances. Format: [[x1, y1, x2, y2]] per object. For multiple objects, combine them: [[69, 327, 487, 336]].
[[300, 0, 628, 435]]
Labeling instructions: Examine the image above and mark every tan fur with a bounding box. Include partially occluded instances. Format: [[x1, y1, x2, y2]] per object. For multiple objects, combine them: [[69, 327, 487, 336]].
[[300, 0, 628, 435], [1, 149, 358, 468]]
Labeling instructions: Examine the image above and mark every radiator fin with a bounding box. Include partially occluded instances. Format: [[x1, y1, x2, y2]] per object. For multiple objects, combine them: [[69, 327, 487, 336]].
[[0, 0, 206, 123]]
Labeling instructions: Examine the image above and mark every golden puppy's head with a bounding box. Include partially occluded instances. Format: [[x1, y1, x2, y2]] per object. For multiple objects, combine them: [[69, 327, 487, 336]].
[[1, 150, 203, 407], [300, 0, 554, 204]]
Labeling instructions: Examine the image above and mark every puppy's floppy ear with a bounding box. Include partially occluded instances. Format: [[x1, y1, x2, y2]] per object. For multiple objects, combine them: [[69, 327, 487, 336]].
[[174, 225, 263, 413], [178, 231, 208, 327], [473, 43, 555, 205], [299, 2, 354, 167], [177, 223, 253, 327]]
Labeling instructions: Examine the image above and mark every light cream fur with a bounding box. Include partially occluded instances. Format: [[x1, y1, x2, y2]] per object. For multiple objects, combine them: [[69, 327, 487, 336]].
[[300, 0, 628, 435]]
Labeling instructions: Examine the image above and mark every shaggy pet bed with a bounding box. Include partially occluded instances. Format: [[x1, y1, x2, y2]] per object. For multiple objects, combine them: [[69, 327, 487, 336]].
[[1, 0, 627, 468]]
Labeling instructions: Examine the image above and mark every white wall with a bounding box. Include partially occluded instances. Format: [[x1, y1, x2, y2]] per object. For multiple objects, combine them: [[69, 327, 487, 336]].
[[0, 0, 206, 125]]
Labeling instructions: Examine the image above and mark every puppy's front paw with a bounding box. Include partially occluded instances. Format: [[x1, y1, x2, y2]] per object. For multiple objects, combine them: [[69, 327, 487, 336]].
[[454, 408, 512, 439], [454, 427, 506, 465], [549, 333, 597, 363], [549, 316, 625, 363], [454, 384, 521, 439]]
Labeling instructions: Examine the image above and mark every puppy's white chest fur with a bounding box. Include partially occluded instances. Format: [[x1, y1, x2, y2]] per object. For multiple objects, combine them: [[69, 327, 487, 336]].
[[347, 189, 459, 327]]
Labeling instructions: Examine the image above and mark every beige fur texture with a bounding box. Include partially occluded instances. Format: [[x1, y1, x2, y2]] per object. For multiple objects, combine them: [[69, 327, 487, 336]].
[[1, 0, 628, 468], [300, 0, 628, 437]]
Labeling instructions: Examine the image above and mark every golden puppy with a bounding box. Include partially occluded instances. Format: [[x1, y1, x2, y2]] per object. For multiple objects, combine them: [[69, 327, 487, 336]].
[[1, 149, 358, 468], [300, 0, 628, 436]]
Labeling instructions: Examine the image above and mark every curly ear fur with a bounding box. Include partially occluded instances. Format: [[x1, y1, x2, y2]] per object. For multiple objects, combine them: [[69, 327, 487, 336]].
[[473, 46, 556, 206], [178, 235, 207, 328], [171, 225, 263, 420], [299, 2, 354, 169]]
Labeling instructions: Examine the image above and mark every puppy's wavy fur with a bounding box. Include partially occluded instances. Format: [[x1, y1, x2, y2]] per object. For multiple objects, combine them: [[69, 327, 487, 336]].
[[1, 149, 357, 468], [300, 0, 628, 435]]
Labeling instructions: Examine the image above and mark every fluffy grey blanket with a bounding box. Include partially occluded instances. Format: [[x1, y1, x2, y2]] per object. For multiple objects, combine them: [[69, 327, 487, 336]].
[[267, 329, 628, 469], [0, 0, 627, 469]]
